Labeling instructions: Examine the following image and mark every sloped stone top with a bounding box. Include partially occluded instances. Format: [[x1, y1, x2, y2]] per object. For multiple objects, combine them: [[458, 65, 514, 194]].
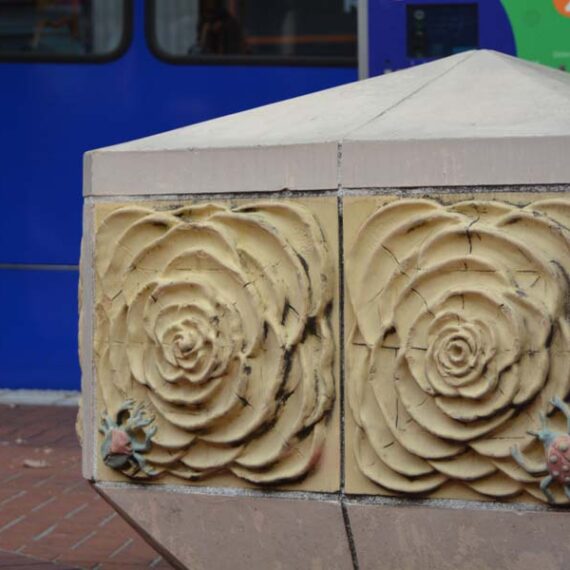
[[85, 50, 570, 196]]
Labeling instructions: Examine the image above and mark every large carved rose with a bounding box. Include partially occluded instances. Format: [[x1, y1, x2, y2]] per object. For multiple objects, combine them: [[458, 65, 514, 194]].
[[347, 198, 570, 502], [95, 201, 335, 484]]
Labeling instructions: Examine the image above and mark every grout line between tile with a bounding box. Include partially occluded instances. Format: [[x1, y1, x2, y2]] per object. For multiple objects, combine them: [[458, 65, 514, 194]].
[[341, 50, 475, 141], [94, 480, 340, 502], [33, 523, 58, 542], [109, 537, 134, 559], [342, 183, 570, 197], [337, 145, 346, 495], [1, 473, 22, 484], [338, 179, 360, 570], [337, 146, 360, 569], [0, 490, 26, 507], [342, 492, 570, 514], [33, 474, 56, 489], [85, 189, 338, 204], [98, 512, 117, 527], [94, 478, 570, 515], [31, 496, 56, 513], [0, 515, 26, 535], [65, 502, 88, 520], [336, 141, 343, 193], [341, 500, 360, 570], [70, 529, 97, 551]]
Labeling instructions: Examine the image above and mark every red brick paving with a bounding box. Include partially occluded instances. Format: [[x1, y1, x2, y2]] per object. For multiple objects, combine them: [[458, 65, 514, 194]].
[[0, 547, 77, 568], [0, 404, 173, 569]]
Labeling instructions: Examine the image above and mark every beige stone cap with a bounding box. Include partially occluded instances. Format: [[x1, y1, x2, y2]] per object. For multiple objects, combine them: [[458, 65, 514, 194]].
[[84, 50, 570, 196]]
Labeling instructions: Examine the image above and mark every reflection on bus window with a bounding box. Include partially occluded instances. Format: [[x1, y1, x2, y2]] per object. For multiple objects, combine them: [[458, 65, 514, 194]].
[[151, 0, 357, 61], [0, 0, 126, 58]]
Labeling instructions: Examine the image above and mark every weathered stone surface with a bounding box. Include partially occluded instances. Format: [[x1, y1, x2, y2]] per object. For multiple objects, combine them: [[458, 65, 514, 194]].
[[84, 52, 469, 196], [342, 50, 570, 188], [97, 485, 352, 570], [346, 501, 570, 570], [345, 192, 570, 503], [85, 51, 570, 196], [91, 198, 340, 491]]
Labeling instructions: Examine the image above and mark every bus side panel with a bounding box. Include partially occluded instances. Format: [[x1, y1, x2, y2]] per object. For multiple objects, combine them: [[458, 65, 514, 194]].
[[0, 0, 357, 391], [0, 62, 356, 264], [0, 270, 80, 390]]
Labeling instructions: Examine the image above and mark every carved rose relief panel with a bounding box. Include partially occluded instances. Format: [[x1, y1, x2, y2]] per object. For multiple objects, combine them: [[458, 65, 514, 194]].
[[345, 195, 570, 503], [93, 199, 338, 490]]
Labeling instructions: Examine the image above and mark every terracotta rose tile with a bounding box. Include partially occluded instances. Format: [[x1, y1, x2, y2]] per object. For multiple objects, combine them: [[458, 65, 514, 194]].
[[87, 198, 340, 492], [344, 192, 570, 505]]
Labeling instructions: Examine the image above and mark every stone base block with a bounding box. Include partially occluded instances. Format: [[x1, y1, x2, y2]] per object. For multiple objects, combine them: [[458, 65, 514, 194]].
[[95, 484, 353, 570], [346, 500, 570, 570]]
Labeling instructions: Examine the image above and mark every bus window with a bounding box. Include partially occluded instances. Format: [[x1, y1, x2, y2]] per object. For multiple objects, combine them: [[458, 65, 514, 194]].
[[407, 4, 478, 60], [148, 0, 357, 65], [0, 0, 130, 61]]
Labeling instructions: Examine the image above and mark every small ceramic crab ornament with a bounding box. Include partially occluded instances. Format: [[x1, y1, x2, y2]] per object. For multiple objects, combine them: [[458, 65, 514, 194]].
[[511, 396, 570, 504], [100, 400, 158, 478]]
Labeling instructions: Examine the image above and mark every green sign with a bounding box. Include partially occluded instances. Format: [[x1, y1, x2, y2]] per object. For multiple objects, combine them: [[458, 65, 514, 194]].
[[501, 0, 570, 70]]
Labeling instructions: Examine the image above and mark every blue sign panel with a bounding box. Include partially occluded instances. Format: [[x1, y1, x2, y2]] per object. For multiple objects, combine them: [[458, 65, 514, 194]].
[[365, 0, 516, 76]]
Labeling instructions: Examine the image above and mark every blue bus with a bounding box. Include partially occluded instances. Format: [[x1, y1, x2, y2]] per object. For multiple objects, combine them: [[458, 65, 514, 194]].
[[0, 0, 567, 391], [0, 0, 357, 390]]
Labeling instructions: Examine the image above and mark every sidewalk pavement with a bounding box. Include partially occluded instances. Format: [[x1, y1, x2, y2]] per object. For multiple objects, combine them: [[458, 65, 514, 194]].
[[0, 403, 173, 569]]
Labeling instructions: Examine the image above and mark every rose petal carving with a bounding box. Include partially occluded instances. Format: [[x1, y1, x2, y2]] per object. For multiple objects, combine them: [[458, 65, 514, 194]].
[[95, 201, 335, 484], [347, 198, 570, 501]]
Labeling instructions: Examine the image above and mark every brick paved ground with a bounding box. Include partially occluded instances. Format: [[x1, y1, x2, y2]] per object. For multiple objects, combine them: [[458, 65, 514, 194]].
[[0, 404, 173, 569]]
